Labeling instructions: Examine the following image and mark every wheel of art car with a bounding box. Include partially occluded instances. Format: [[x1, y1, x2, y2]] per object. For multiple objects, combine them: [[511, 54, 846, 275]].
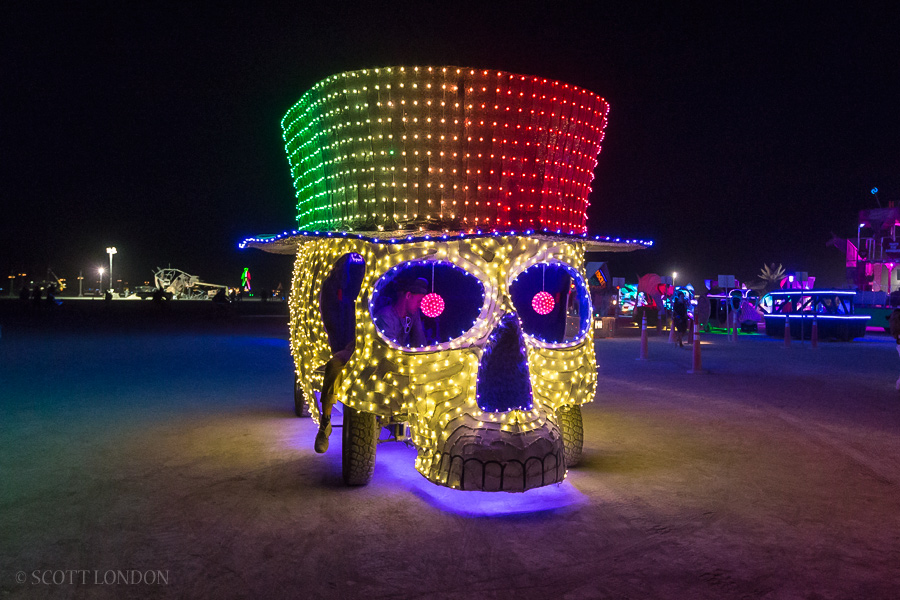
[[556, 404, 584, 468], [342, 405, 378, 486], [242, 66, 649, 492]]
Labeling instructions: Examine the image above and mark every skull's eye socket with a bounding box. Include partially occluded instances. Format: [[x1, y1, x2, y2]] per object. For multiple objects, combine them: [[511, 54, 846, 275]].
[[371, 260, 485, 348], [510, 262, 591, 344]]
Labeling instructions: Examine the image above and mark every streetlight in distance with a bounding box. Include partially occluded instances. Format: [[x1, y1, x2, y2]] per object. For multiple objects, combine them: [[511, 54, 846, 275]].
[[98, 267, 104, 297], [106, 247, 117, 294]]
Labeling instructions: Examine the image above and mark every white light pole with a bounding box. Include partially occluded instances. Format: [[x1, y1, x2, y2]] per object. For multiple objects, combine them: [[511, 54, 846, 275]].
[[98, 267, 104, 297], [672, 271, 677, 292], [106, 247, 117, 294]]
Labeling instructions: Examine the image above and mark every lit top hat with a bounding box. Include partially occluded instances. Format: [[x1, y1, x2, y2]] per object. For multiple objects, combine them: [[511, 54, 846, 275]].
[[285, 65, 609, 234], [242, 66, 652, 252]]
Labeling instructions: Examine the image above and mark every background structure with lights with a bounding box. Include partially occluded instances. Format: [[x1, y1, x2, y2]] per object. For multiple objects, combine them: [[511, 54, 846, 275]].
[[243, 67, 651, 492]]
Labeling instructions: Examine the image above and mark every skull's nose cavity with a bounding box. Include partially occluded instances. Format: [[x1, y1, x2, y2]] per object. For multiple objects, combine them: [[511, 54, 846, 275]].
[[476, 313, 533, 412]]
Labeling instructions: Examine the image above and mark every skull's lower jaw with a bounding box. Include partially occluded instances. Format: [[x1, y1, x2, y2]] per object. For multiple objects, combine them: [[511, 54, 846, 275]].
[[421, 417, 566, 492]]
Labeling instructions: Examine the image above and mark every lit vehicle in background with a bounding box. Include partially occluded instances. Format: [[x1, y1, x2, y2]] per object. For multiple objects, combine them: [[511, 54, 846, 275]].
[[616, 283, 694, 325], [759, 290, 869, 341], [707, 288, 763, 331], [617, 284, 639, 318], [153, 267, 227, 300], [826, 190, 900, 330], [133, 285, 159, 299]]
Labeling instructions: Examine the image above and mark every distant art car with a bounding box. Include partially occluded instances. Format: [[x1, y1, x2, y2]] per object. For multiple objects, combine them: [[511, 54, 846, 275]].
[[243, 67, 649, 491], [759, 290, 870, 341]]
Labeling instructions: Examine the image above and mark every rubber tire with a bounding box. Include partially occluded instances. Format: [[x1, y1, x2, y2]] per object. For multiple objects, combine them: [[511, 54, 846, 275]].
[[294, 378, 310, 418], [557, 404, 584, 468], [341, 405, 378, 486]]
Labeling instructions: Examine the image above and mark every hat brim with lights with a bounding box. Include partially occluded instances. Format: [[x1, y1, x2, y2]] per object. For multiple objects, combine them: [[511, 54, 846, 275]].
[[242, 66, 652, 253]]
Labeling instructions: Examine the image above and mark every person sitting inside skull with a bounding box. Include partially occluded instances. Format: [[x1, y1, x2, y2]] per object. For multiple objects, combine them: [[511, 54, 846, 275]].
[[314, 276, 428, 453], [314, 254, 364, 454], [373, 277, 428, 347]]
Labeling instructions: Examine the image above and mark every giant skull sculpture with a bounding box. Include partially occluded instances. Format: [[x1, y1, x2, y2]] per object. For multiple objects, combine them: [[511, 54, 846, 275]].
[[241, 66, 650, 491], [288, 234, 596, 491]]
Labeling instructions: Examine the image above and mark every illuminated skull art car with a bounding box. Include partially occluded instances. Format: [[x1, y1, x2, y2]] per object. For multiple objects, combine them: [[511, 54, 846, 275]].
[[242, 66, 649, 491]]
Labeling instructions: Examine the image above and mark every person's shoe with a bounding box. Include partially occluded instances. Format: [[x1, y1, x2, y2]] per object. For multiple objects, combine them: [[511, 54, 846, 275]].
[[314, 415, 332, 453]]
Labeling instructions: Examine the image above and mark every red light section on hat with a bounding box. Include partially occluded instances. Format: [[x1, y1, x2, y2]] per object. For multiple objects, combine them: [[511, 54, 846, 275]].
[[532, 291, 555, 315], [421, 293, 445, 318]]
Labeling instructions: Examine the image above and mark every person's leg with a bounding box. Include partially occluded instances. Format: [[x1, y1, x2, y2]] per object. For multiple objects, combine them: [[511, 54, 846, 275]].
[[320, 357, 345, 415], [314, 349, 352, 453]]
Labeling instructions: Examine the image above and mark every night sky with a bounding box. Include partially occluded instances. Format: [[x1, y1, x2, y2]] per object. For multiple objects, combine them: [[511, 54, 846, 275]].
[[3, 4, 898, 292]]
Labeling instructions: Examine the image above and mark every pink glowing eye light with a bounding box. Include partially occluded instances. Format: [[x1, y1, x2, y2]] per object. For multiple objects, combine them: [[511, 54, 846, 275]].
[[421, 293, 445, 318], [532, 291, 555, 315]]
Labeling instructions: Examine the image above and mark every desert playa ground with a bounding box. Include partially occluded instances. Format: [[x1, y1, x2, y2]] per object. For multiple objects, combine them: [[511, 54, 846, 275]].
[[1, 299, 899, 599]]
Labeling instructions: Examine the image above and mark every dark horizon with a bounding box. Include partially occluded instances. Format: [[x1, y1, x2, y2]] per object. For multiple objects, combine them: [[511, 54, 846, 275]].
[[3, 4, 897, 293]]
